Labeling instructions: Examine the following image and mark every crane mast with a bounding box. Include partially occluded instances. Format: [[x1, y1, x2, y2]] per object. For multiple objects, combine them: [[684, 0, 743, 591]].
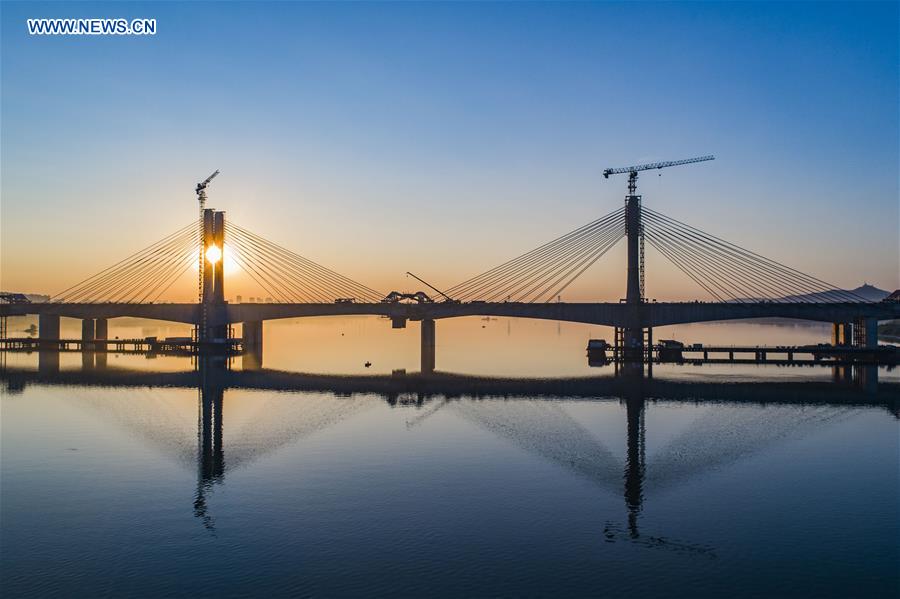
[[195, 170, 220, 342]]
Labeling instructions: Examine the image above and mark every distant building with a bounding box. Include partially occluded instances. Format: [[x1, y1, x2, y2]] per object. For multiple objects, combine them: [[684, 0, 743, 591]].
[[236, 295, 242, 303]]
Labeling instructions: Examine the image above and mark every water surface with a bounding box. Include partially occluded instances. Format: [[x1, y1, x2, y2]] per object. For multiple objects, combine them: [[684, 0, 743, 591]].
[[1, 318, 898, 597]]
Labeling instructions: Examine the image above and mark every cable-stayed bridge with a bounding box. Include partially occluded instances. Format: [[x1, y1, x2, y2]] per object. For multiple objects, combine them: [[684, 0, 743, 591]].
[[2, 165, 898, 372]]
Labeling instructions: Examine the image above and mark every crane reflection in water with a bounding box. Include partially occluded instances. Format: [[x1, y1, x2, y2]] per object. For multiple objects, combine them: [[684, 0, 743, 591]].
[[2, 356, 887, 548]]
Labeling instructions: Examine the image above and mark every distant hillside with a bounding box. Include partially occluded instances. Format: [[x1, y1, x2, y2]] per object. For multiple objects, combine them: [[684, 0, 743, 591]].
[[781, 284, 890, 303], [846, 284, 891, 301]]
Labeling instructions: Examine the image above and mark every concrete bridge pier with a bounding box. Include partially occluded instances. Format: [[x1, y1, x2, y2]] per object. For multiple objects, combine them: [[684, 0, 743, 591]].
[[79, 319, 94, 369], [95, 318, 108, 341], [421, 319, 435, 374], [93, 317, 108, 368], [853, 317, 878, 349], [81, 319, 95, 344], [242, 321, 263, 370], [622, 328, 644, 361], [38, 314, 60, 346], [832, 319, 878, 349], [831, 322, 852, 346], [78, 319, 98, 369], [37, 313, 60, 374]]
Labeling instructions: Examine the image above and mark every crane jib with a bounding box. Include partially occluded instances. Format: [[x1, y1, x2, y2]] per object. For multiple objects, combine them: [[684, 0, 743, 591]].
[[603, 155, 715, 178]]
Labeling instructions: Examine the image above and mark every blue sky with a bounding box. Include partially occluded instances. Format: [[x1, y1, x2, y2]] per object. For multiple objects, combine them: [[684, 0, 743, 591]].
[[2, 1, 897, 298]]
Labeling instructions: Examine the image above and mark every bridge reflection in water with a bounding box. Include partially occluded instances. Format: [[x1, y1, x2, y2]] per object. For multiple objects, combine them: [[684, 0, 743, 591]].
[[1, 359, 894, 545], [195, 363, 224, 530]]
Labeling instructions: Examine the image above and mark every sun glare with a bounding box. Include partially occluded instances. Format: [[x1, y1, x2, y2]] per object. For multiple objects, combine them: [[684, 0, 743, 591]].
[[194, 245, 237, 275], [205, 245, 222, 264]]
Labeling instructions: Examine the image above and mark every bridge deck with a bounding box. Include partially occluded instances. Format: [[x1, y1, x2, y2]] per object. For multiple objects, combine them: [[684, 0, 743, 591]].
[[2, 301, 898, 328]]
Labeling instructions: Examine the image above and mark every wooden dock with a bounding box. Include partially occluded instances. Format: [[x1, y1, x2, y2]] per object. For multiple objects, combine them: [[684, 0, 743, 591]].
[[0, 337, 242, 356], [592, 343, 900, 366]]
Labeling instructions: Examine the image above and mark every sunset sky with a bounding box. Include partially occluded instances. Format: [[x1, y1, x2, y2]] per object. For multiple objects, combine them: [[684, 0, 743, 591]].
[[2, 1, 897, 302]]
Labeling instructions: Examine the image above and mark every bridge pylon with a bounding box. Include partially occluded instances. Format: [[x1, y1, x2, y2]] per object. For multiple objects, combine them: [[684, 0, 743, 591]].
[[623, 191, 646, 360], [199, 208, 228, 343], [625, 192, 643, 305]]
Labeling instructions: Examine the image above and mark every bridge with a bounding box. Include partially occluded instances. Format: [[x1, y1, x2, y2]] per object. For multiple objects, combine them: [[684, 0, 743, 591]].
[[2, 166, 898, 372]]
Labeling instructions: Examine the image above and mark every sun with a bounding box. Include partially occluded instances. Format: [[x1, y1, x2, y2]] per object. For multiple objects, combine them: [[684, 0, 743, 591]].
[[194, 245, 237, 274], [205, 245, 222, 264]]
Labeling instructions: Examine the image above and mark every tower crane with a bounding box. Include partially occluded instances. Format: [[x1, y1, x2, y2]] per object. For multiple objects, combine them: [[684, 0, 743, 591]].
[[603, 155, 714, 308], [603, 155, 714, 195], [195, 170, 219, 334], [196, 170, 220, 212]]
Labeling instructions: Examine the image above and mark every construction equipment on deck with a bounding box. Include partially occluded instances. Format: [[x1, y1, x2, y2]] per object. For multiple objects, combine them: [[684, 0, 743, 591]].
[[406, 272, 457, 303]]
